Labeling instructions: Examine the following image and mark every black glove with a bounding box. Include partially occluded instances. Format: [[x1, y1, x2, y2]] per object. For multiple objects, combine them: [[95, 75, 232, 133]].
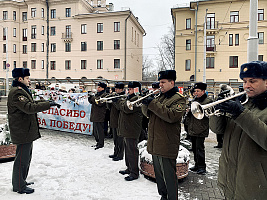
[[50, 101, 61, 108], [142, 96, 154, 106], [215, 99, 244, 119]]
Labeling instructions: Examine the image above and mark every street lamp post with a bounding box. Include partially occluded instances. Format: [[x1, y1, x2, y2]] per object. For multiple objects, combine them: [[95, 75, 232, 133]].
[[5, 27, 9, 96]]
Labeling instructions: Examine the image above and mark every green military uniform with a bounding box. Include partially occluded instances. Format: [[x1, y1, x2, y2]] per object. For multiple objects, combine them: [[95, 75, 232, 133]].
[[8, 80, 50, 193], [116, 93, 143, 179], [142, 86, 186, 200], [88, 90, 107, 148], [210, 93, 267, 199]]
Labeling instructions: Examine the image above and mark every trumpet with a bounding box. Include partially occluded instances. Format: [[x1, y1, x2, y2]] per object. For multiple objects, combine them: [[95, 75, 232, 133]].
[[126, 89, 161, 110], [95, 94, 126, 104], [191, 90, 249, 119]]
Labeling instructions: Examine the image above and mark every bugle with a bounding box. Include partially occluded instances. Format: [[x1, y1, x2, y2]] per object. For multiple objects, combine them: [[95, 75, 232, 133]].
[[126, 89, 161, 110], [95, 94, 126, 104], [191, 90, 248, 119]]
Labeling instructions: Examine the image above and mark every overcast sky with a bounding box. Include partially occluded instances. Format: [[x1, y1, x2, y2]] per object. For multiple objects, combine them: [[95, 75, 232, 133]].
[[106, 0, 191, 62]]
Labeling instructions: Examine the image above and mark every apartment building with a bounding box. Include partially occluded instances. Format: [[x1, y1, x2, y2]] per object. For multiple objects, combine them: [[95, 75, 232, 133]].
[[171, 0, 267, 82], [0, 0, 145, 81]]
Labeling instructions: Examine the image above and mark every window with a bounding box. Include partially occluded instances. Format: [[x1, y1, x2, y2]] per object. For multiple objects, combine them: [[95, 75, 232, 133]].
[[207, 13, 215, 29], [186, 39, 191, 50], [31, 43, 36, 52], [114, 22, 120, 32], [65, 60, 71, 70], [51, 27, 56, 36], [41, 43, 44, 52], [114, 40, 120, 50], [50, 61, 56, 70], [235, 34, 239, 46], [206, 57, 214, 68], [114, 59, 120, 69], [22, 12, 27, 21], [13, 61, 16, 69], [41, 26, 44, 35], [81, 42, 87, 51], [31, 60, 36, 69], [186, 18, 191, 29], [51, 9, 56, 19], [23, 28, 27, 41], [3, 61, 6, 70], [41, 8, 44, 18], [229, 56, 238, 68], [66, 25, 71, 38], [229, 79, 238, 82], [230, 11, 239, 23], [41, 60, 44, 69], [97, 59, 103, 69], [13, 28, 16, 37], [137, 33, 139, 47], [31, 8, 36, 18], [31, 25, 36, 39], [65, 43, 71, 52], [258, 55, 263, 61], [258, 9, 264, 21], [81, 60, 87, 69], [13, 44, 16, 53], [13, 11, 16, 21], [51, 43, 56, 52], [134, 30, 136, 45], [185, 60, 191, 71], [131, 27, 133, 42], [81, 24, 87, 34], [229, 34, 233, 46], [3, 44, 6, 53], [23, 61, 27, 68], [258, 32, 264, 44], [3, 11, 8, 20], [23, 45, 27, 54], [97, 41, 103, 51], [66, 8, 71, 17], [3, 28, 6, 40], [97, 23, 103, 33]]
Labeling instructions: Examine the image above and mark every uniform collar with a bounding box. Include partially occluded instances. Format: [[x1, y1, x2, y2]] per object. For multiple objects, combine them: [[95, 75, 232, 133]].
[[164, 86, 178, 98], [252, 90, 267, 110]]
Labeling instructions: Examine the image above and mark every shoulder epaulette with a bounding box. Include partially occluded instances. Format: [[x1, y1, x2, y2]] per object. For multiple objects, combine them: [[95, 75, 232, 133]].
[[176, 92, 184, 98]]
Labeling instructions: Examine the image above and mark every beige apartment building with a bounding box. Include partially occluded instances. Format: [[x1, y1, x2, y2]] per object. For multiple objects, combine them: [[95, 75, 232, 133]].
[[0, 0, 145, 81], [171, 0, 267, 82]]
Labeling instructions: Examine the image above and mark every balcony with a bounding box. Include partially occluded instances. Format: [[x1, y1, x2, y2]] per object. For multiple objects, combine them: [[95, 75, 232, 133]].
[[206, 45, 216, 56], [206, 21, 219, 35], [61, 32, 73, 43]]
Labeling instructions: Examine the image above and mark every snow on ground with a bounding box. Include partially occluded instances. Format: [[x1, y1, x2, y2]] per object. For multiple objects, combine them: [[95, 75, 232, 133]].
[[0, 129, 191, 200]]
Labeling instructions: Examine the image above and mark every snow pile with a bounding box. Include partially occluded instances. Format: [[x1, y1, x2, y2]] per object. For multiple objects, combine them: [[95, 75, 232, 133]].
[[0, 123, 11, 145]]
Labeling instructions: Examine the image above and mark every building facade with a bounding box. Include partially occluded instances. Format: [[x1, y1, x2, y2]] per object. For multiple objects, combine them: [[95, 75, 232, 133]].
[[0, 0, 145, 81], [172, 0, 267, 82]]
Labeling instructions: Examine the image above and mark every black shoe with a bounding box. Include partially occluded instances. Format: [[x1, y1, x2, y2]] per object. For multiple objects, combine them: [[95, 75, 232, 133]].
[[109, 154, 116, 158], [95, 145, 103, 150], [91, 144, 97, 148], [197, 169, 206, 175], [189, 166, 198, 172], [124, 176, 138, 181], [14, 187, 35, 194], [113, 157, 123, 161], [26, 182, 34, 186], [119, 170, 130, 175]]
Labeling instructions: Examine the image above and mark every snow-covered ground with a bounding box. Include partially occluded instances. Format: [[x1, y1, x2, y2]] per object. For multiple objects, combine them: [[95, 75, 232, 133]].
[[1, 129, 192, 200]]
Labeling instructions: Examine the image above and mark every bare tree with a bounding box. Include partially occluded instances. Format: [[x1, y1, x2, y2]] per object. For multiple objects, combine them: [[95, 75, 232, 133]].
[[156, 26, 175, 70], [142, 56, 157, 81]]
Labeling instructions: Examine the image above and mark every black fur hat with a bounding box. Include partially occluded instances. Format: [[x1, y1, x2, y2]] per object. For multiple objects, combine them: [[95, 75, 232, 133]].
[[12, 68, 30, 78], [240, 61, 267, 80], [128, 81, 141, 90], [194, 82, 207, 91], [115, 82, 124, 89], [158, 70, 176, 81], [152, 82, 160, 89], [98, 82, 107, 89]]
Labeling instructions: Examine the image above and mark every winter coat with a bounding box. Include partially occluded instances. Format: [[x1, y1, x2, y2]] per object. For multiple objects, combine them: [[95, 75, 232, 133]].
[[88, 91, 107, 122], [142, 86, 186, 159], [187, 93, 213, 137], [8, 83, 50, 144], [116, 94, 143, 139], [209, 91, 267, 200]]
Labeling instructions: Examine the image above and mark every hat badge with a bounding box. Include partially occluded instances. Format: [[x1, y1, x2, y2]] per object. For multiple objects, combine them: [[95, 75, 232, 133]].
[[243, 67, 248, 72]]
